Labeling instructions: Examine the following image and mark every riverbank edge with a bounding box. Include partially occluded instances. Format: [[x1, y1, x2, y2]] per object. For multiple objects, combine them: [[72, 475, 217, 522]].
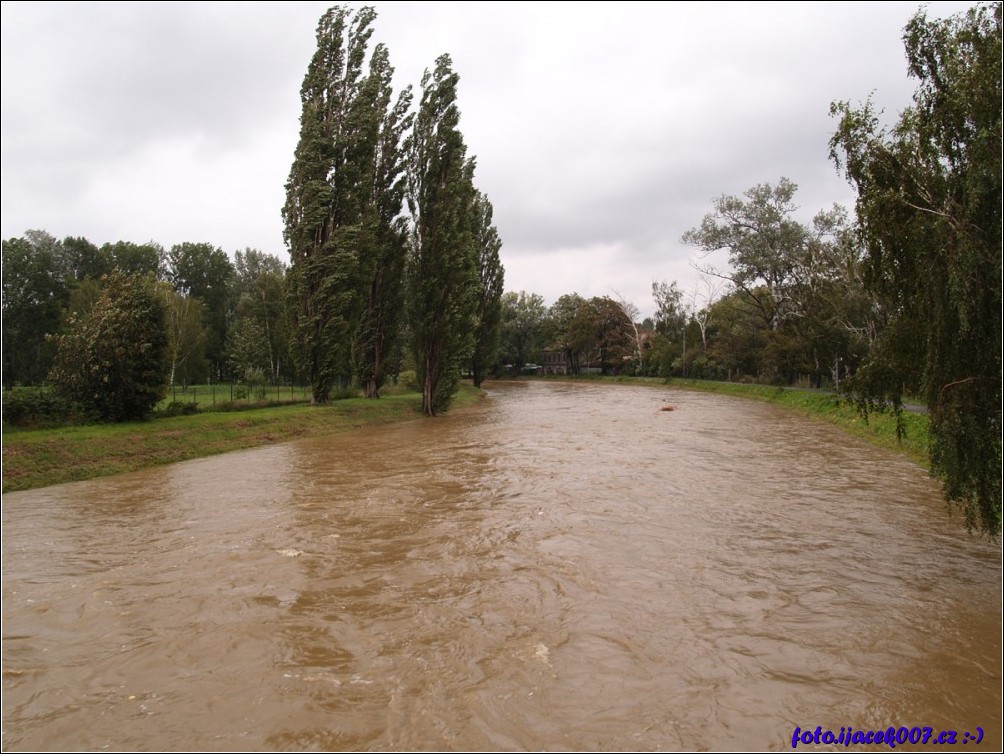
[[1, 385, 486, 493], [518, 374, 932, 468]]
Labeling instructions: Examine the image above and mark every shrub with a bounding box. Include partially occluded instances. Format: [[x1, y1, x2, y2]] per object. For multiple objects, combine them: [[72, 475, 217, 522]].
[[48, 271, 169, 421], [1, 388, 92, 428]]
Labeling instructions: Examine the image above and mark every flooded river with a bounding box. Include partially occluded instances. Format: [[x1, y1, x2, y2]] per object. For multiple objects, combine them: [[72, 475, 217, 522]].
[[3, 381, 1001, 751]]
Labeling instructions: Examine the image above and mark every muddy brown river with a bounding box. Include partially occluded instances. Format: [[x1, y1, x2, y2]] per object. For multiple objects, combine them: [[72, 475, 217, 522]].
[[2, 381, 1001, 751]]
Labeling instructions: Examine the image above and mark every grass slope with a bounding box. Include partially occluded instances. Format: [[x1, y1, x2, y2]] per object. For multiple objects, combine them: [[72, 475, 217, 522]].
[[2, 387, 484, 492]]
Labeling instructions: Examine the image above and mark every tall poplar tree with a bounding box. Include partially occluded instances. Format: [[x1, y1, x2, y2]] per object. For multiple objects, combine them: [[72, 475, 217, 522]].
[[356, 45, 413, 398], [283, 6, 409, 403], [469, 190, 505, 388], [406, 54, 479, 415]]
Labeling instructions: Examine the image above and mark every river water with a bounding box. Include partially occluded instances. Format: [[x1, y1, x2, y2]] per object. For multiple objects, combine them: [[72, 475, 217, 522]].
[[2, 381, 1000, 751]]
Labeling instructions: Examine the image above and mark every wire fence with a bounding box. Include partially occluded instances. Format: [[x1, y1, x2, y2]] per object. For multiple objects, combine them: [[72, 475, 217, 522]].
[[159, 382, 314, 411]]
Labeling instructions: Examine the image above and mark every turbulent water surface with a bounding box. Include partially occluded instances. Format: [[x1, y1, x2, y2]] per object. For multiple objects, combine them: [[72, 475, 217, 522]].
[[3, 381, 1001, 751]]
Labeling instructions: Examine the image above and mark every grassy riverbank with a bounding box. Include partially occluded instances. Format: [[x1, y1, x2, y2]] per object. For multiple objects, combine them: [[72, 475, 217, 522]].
[[2, 386, 484, 493], [526, 374, 932, 468]]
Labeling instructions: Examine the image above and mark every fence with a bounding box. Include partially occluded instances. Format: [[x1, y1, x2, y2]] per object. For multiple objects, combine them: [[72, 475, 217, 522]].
[[161, 382, 314, 411]]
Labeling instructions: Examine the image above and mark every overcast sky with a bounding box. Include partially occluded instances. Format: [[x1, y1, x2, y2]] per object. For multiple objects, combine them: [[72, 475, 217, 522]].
[[0, 1, 977, 318]]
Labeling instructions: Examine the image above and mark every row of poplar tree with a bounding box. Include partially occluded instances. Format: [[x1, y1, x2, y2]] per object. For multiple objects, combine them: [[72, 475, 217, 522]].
[[283, 6, 504, 415]]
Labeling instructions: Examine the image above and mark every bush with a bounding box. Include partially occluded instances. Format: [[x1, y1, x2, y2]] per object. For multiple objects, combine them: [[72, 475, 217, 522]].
[[157, 401, 200, 417], [48, 271, 169, 421], [1, 388, 93, 428], [397, 370, 420, 392]]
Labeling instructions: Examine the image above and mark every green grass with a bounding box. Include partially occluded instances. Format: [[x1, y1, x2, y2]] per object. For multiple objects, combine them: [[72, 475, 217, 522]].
[[2, 385, 484, 492]]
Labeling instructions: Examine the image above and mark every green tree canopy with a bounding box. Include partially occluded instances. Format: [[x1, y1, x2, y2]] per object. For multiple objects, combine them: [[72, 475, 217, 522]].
[[830, 1, 1002, 533], [166, 242, 235, 380], [233, 248, 289, 382], [469, 191, 505, 387], [406, 54, 479, 415], [283, 5, 411, 402], [1, 230, 71, 387], [48, 271, 169, 422], [101, 240, 165, 278], [682, 178, 809, 332], [545, 293, 586, 375], [499, 291, 546, 374]]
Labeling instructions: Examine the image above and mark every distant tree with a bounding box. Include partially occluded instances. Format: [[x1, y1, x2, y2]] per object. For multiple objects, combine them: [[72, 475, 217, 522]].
[[569, 296, 634, 375], [468, 192, 505, 388], [652, 280, 686, 335], [590, 296, 635, 374], [64, 277, 105, 323], [645, 280, 687, 376], [830, 2, 1002, 533], [101, 240, 165, 278], [612, 291, 643, 374], [406, 54, 479, 415], [166, 242, 235, 380], [545, 293, 586, 375], [233, 248, 288, 382], [689, 275, 725, 352], [159, 285, 209, 387], [704, 290, 761, 380], [499, 291, 546, 374], [48, 271, 169, 421], [682, 181, 868, 383], [1, 231, 70, 387], [682, 178, 808, 332], [63, 236, 112, 281], [226, 316, 271, 398]]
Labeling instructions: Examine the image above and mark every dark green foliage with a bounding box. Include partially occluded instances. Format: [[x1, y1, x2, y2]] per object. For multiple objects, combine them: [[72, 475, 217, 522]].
[[830, 2, 1002, 533], [166, 242, 235, 380], [356, 45, 413, 399], [157, 401, 201, 417], [1, 389, 92, 429], [2, 231, 71, 387], [469, 192, 505, 387], [63, 236, 112, 281], [48, 271, 170, 422], [499, 291, 546, 374], [284, 5, 372, 402], [406, 54, 480, 415], [572, 297, 635, 375], [284, 6, 410, 403], [544, 293, 586, 375], [233, 249, 290, 384], [100, 240, 165, 278], [682, 182, 876, 385]]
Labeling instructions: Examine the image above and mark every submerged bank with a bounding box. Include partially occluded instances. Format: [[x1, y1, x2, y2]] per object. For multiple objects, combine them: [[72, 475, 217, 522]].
[[1, 386, 485, 492]]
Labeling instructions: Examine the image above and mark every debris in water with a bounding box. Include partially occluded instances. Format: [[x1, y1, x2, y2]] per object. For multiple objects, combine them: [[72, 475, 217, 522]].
[[534, 642, 551, 665], [277, 548, 304, 558]]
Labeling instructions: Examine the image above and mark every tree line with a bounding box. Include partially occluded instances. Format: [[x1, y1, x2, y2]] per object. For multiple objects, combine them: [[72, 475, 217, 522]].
[[282, 6, 504, 414], [3, 5, 506, 419], [1, 4, 998, 531], [1, 234, 290, 393], [495, 181, 870, 389], [493, 3, 1000, 534]]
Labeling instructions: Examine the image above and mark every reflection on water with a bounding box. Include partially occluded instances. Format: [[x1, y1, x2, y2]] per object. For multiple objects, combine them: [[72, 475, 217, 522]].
[[3, 381, 1001, 750]]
